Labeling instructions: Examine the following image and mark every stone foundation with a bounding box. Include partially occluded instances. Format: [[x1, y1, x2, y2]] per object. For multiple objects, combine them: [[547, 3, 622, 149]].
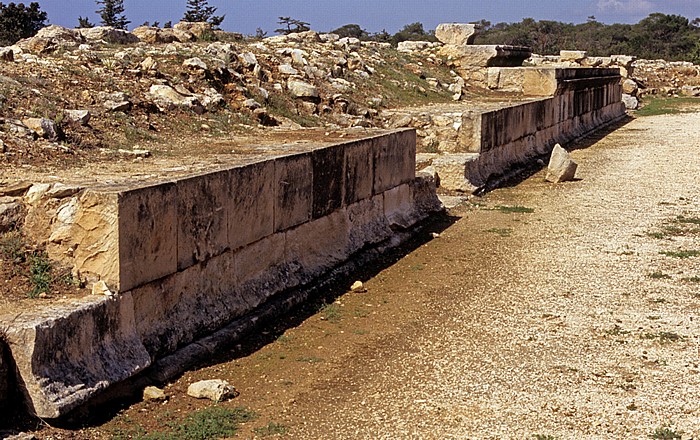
[[0, 129, 443, 418]]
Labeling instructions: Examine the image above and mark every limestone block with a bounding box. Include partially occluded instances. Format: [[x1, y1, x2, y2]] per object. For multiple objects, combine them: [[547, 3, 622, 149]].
[[228, 161, 275, 250], [411, 175, 444, 217], [560, 50, 587, 62], [285, 210, 350, 284], [622, 94, 638, 110], [435, 23, 480, 46], [274, 154, 312, 232], [176, 170, 229, 271], [0, 342, 8, 410], [187, 379, 236, 401], [234, 233, 288, 306], [3, 294, 150, 418], [384, 184, 415, 229], [343, 139, 373, 205], [373, 130, 416, 194], [312, 144, 344, 218], [132, 249, 248, 357], [119, 183, 178, 292], [432, 153, 481, 193], [440, 45, 532, 68], [521, 68, 558, 96], [546, 144, 578, 183], [345, 196, 392, 255], [71, 191, 120, 288]]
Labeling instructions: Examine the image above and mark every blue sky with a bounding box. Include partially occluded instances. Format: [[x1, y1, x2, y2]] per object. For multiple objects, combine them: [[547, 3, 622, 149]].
[[42, 0, 700, 35]]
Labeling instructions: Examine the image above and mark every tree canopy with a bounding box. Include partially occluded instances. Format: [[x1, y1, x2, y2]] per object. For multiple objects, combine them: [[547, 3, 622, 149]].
[[0, 2, 46, 46], [96, 0, 130, 29], [183, 0, 224, 28]]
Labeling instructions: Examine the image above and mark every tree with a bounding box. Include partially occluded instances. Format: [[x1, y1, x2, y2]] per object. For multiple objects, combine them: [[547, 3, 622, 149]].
[[0, 2, 47, 46], [275, 17, 310, 35], [96, 0, 130, 29], [183, 0, 224, 27], [391, 22, 436, 46], [331, 23, 367, 39], [77, 16, 94, 28]]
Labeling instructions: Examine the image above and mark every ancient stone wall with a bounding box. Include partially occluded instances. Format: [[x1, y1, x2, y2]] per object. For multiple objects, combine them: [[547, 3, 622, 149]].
[[0, 130, 443, 418]]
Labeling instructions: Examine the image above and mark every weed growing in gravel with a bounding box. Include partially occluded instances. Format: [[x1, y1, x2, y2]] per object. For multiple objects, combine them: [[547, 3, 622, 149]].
[[484, 228, 513, 237], [650, 424, 683, 439], [660, 250, 700, 259], [319, 303, 342, 323], [28, 251, 52, 298], [683, 276, 700, 283], [495, 205, 534, 214], [533, 435, 557, 440], [642, 331, 684, 343], [605, 324, 631, 336], [648, 271, 671, 280], [253, 422, 288, 437], [646, 232, 666, 239], [0, 230, 26, 262], [131, 406, 257, 440], [296, 356, 324, 363], [674, 215, 700, 225]]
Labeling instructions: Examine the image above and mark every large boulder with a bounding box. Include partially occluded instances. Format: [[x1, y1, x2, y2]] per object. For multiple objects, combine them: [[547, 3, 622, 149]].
[[435, 23, 480, 46], [287, 80, 319, 99], [132, 26, 175, 44], [622, 94, 639, 110], [78, 26, 139, 44], [174, 21, 212, 38], [545, 144, 578, 183], [17, 25, 82, 53]]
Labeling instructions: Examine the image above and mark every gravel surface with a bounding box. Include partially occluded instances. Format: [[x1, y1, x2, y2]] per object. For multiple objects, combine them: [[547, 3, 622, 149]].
[[283, 112, 700, 439]]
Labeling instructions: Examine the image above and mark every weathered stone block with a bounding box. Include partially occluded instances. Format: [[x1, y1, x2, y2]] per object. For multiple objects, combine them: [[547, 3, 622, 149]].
[[344, 139, 373, 205], [228, 161, 275, 250], [232, 232, 288, 308], [560, 50, 587, 62], [433, 153, 481, 193], [373, 130, 416, 194], [384, 184, 413, 228], [4, 294, 150, 418], [285, 210, 350, 284], [345, 196, 391, 255], [435, 23, 480, 46], [119, 183, 178, 292], [71, 190, 120, 288], [312, 144, 344, 218], [176, 170, 229, 271], [274, 154, 312, 232], [132, 250, 247, 357]]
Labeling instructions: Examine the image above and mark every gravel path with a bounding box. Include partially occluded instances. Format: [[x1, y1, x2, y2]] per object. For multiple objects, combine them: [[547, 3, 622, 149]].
[[283, 112, 700, 439]]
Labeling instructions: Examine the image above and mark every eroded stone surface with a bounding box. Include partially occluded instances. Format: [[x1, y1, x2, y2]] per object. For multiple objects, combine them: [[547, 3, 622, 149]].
[[436, 23, 480, 46], [546, 144, 578, 183]]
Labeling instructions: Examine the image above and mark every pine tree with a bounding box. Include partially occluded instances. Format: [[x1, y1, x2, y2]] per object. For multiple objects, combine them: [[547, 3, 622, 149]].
[[183, 0, 224, 27], [96, 0, 130, 29], [77, 16, 95, 28], [0, 2, 47, 45]]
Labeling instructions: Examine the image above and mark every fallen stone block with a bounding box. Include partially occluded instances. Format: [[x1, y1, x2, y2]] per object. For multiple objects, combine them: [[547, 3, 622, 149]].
[[187, 379, 237, 401], [436, 23, 480, 46], [546, 144, 578, 183]]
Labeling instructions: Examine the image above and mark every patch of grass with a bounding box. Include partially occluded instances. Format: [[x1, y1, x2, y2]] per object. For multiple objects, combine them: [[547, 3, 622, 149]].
[[646, 232, 666, 239], [353, 308, 370, 318], [132, 406, 257, 440], [0, 230, 26, 262], [642, 331, 684, 343], [648, 271, 671, 280], [660, 249, 700, 259], [650, 424, 683, 440], [649, 298, 667, 304], [675, 215, 700, 225], [636, 96, 700, 117], [253, 422, 288, 437], [484, 228, 513, 237], [495, 205, 534, 214], [605, 324, 630, 336], [28, 251, 52, 298], [682, 276, 700, 283], [533, 435, 557, 440], [319, 303, 342, 323]]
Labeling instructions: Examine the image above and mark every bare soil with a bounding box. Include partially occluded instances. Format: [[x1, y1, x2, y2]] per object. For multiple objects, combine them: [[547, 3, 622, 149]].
[[6, 108, 700, 439]]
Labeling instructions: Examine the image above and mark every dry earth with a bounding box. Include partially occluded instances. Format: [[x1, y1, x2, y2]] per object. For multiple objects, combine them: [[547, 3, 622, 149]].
[[15, 108, 700, 439]]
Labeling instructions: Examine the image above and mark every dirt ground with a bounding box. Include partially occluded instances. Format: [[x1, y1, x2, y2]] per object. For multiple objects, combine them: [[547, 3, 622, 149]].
[[7, 108, 700, 439]]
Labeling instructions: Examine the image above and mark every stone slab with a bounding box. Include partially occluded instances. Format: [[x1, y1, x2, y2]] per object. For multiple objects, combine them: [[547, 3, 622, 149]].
[[312, 144, 344, 218], [274, 153, 312, 232], [435, 23, 480, 46], [343, 139, 373, 205], [118, 183, 178, 292], [3, 294, 150, 418], [176, 170, 229, 271], [228, 161, 275, 250], [373, 130, 416, 194]]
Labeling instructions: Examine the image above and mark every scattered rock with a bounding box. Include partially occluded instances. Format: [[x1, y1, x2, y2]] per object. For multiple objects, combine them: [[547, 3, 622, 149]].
[[545, 144, 578, 183], [91, 280, 113, 296], [22, 117, 60, 141], [244, 98, 261, 110], [183, 57, 208, 71], [64, 109, 91, 126], [187, 379, 237, 401], [0, 47, 14, 62], [46, 183, 83, 199], [17, 25, 82, 53], [174, 21, 212, 39], [0, 181, 32, 197], [435, 23, 480, 46], [238, 52, 257, 68], [4, 433, 37, 440], [622, 78, 639, 95], [622, 94, 639, 110], [24, 183, 51, 204], [560, 50, 587, 62], [0, 201, 22, 233], [143, 386, 167, 402], [78, 26, 139, 45], [287, 80, 319, 99], [118, 148, 151, 158], [350, 281, 366, 292]]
